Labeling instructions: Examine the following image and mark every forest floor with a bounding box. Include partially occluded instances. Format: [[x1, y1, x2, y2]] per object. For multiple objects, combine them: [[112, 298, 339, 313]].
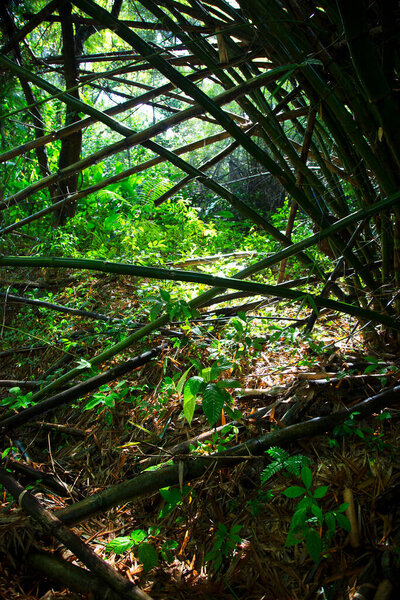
[[1, 268, 400, 600]]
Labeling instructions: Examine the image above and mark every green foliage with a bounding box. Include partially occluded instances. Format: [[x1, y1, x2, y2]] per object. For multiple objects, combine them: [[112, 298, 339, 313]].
[[261, 447, 311, 484], [83, 381, 129, 412], [0, 387, 33, 411], [179, 358, 241, 426], [106, 527, 165, 572], [328, 411, 393, 453], [205, 523, 243, 572], [259, 449, 351, 563], [158, 485, 192, 519], [190, 423, 239, 454], [148, 288, 196, 322], [106, 525, 178, 572], [106, 486, 187, 570], [222, 312, 265, 357], [283, 465, 350, 563]]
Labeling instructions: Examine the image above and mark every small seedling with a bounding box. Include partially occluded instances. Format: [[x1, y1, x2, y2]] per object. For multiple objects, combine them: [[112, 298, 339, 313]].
[[205, 522, 243, 572], [0, 387, 33, 411], [283, 466, 350, 562], [179, 358, 242, 426], [106, 525, 178, 572]]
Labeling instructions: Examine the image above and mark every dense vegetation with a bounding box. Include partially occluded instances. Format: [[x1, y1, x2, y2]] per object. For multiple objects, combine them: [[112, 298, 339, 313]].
[[1, 1, 400, 598]]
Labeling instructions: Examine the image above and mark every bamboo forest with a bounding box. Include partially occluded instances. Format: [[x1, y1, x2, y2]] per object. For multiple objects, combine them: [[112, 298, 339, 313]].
[[1, 1, 400, 598]]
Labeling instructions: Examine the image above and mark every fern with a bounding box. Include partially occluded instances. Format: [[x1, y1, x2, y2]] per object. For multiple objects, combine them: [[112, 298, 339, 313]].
[[261, 447, 310, 484], [140, 177, 171, 203]]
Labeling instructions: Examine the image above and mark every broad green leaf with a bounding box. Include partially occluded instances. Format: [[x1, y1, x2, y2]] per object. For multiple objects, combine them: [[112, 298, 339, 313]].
[[185, 376, 204, 397], [160, 486, 181, 505], [325, 512, 336, 533], [216, 379, 241, 389], [183, 393, 196, 425], [202, 383, 226, 426], [283, 486, 306, 498], [183, 376, 203, 424], [130, 529, 148, 544], [201, 367, 212, 382], [313, 486, 329, 499], [9, 387, 21, 395], [335, 513, 351, 532], [160, 289, 171, 302], [337, 502, 349, 513], [301, 466, 313, 490], [290, 506, 307, 530], [137, 543, 158, 572], [311, 503, 323, 524], [305, 528, 322, 563], [176, 367, 192, 395], [106, 536, 133, 554]]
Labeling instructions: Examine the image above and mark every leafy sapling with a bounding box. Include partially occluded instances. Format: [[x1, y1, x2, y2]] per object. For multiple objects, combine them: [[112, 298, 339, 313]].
[[259, 448, 350, 563], [106, 525, 179, 572], [0, 387, 33, 411], [283, 466, 350, 562], [205, 523, 244, 572], [180, 358, 242, 426]]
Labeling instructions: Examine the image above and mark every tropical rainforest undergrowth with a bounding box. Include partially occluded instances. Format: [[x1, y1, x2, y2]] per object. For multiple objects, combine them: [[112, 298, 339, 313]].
[[1, 1, 400, 599]]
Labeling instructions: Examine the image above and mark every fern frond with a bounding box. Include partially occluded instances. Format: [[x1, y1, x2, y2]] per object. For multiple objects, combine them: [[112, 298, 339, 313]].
[[261, 447, 310, 484]]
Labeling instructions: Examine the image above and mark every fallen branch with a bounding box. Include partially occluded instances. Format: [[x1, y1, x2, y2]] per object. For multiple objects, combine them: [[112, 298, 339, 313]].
[[139, 403, 277, 469], [0, 347, 161, 432], [0, 292, 112, 321], [26, 550, 122, 600], [56, 385, 400, 526], [0, 470, 152, 600], [5, 457, 68, 497]]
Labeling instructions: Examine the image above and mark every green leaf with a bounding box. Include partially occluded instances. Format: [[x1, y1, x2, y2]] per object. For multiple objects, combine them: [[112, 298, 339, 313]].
[[337, 502, 349, 513], [201, 367, 212, 383], [84, 396, 103, 410], [335, 513, 351, 532], [290, 506, 307, 530], [106, 536, 134, 554], [283, 486, 306, 498], [183, 376, 203, 424], [216, 379, 241, 389], [311, 503, 323, 524], [301, 466, 313, 490], [159, 486, 181, 505], [9, 387, 21, 395], [202, 383, 226, 426], [324, 512, 336, 533], [176, 367, 192, 395], [160, 289, 171, 302], [130, 529, 148, 544], [150, 302, 162, 321], [183, 394, 196, 424], [313, 486, 329, 499], [305, 528, 322, 563], [137, 543, 158, 572]]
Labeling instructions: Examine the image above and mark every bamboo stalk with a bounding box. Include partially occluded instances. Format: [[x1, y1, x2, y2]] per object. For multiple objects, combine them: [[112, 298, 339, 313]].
[[0, 255, 398, 329], [0, 470, 152, 600], [55, 384, 400, 525]]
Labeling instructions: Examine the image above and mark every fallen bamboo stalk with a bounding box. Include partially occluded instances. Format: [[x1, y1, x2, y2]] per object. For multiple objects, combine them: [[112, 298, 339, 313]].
[[26, 550, 122, 600], [0, 380, 43, 389], [167, 251, 257, 267], [139, 403, 277, 469], [0, 470, 152, 600], [5, 457, 69, 497], [56, 385, 400, 526], [0, 347, 161, 432], [0, 292, 112, 321]]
